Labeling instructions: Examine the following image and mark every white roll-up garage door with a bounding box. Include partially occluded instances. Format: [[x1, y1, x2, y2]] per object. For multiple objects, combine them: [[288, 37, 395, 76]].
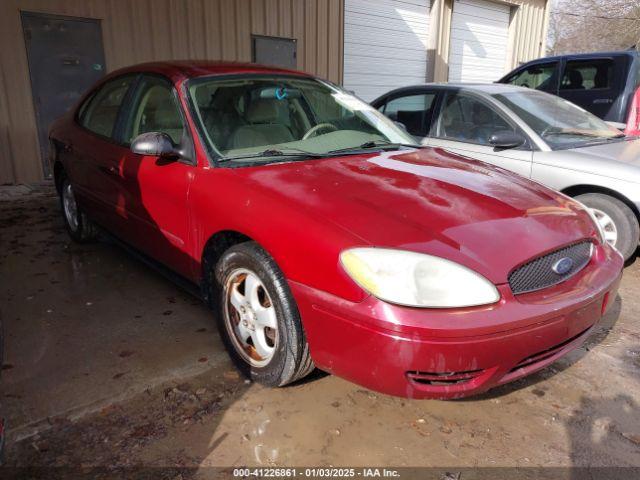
[[343, 0, 430, 102], [448, 0, 511, 83]]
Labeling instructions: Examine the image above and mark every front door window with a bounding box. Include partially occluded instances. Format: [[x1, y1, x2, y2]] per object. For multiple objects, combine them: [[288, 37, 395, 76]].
[[124, 76, 185, 145], [436, 93, 515, 146]]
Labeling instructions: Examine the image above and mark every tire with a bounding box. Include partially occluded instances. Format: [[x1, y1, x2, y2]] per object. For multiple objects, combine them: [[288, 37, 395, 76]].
[[59, 175, 97, 243], [211, 241, 314, 386], [575, 193, 639, 261]]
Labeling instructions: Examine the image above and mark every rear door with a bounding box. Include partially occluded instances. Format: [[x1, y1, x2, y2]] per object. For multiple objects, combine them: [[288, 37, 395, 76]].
[[70, 74, 138, 229], [558, 57, 629, 121], [427, 90, 533, 178]]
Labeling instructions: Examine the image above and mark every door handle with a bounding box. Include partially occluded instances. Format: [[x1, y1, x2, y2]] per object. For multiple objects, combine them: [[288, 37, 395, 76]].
[[100, 165, 119, 177]]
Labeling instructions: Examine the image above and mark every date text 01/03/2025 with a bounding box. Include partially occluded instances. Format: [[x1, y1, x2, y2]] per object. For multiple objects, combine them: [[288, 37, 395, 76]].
[[232, 468, 401, 477]]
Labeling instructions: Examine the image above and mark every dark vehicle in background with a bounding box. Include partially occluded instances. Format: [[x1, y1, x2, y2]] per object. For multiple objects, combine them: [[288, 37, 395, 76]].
[[498, 50, 640, 135]]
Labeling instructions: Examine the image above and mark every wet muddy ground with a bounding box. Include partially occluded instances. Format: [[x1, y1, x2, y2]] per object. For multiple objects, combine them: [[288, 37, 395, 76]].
[[1, 185, 639, 477]]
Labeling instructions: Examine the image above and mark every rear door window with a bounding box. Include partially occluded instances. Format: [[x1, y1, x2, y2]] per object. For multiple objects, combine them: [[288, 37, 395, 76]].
[[78, 75, 136, 139], [379, 92, 437, 138], [561, 59, 614, 90], [503, 62, 558, 93]]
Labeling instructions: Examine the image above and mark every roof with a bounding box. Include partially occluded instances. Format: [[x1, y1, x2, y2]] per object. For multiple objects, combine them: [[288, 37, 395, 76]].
[[104, 60, 312, 83], [370, 82, 531, 102], [520, 49, 639, 64]]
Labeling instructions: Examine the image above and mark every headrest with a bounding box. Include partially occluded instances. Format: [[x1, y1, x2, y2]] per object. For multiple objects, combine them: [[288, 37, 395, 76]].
[[594, 67, 608, 88], [246, 99, 281, 123], [568, 70, 583, 87], [472, 103, 492, 123]]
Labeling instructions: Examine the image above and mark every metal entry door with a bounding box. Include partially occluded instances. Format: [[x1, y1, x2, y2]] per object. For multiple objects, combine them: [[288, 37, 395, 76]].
[[21, 11, 106, 176]]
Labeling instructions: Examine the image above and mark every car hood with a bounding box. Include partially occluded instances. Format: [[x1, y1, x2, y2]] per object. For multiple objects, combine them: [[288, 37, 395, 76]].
[[237, 148, 597, 284], [545, 138, 640, 182]]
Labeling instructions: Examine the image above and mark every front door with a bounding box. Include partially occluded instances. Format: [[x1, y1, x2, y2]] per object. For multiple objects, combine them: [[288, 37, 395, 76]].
[[116, 75, 195, 278], [21, 12, 106, 176], [426, 91, 533, 178]]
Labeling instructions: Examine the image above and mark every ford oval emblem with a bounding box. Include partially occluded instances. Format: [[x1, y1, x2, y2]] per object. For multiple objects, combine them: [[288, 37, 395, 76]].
[[552, 257, 574, 275]]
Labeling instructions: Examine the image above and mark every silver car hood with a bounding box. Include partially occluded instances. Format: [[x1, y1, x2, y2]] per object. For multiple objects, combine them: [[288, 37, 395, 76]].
[[538, 138, 640, 183], [572, 138, 640, 167]]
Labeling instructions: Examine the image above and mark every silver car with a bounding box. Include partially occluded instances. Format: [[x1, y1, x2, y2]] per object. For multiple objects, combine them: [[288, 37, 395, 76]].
[[372, 84, 640, 260]]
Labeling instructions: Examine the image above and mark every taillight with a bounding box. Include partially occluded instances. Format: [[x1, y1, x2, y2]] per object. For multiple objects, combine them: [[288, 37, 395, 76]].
[[624, 86, 640, 136]]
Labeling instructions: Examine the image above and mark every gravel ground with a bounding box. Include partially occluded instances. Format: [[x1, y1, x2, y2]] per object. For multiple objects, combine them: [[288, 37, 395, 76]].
[[1, 184, 639, 479]]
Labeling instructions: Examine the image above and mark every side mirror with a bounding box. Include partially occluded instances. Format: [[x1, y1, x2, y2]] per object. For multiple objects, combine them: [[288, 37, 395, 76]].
[[131, 132, 180, 158], [488, 130, 526, 149]]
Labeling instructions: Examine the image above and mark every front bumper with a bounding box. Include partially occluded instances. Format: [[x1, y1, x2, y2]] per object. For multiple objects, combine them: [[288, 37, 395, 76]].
[[290, 243, 623, 399]]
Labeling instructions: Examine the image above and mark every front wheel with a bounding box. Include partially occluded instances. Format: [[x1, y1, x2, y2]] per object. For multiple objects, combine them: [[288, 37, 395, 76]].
[[212, 242, 314, 386], [575, 193, 639, 261]]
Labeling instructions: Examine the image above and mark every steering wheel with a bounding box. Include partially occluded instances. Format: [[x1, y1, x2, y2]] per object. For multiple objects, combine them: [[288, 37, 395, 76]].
[[303, 123, 338, 140]]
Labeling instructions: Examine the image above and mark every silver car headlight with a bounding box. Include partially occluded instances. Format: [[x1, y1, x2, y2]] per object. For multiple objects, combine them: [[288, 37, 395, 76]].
[[340, 248, 500, 308]]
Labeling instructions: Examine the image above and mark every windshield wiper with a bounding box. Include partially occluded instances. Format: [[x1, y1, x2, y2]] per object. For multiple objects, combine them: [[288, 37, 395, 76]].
[[218, 148, 326, 163], [328, 140, 422, 155], [541, 128, 606, 138]]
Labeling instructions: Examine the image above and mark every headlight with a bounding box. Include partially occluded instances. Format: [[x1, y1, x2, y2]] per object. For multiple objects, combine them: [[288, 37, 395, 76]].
[[340, 248, 500, 308]]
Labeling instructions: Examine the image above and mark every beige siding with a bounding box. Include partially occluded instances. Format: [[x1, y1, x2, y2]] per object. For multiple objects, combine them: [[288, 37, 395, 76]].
[[506, 0, 549, 70], [0, 0, 344, 184]]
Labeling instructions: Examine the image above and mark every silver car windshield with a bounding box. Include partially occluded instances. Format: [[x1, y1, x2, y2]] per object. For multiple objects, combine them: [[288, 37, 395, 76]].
[[494, 90, 624, 150], [187, 75, 417, 163]]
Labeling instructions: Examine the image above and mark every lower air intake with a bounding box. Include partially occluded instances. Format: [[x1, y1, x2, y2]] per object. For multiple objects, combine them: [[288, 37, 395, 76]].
[[406, 369, 484, 386]]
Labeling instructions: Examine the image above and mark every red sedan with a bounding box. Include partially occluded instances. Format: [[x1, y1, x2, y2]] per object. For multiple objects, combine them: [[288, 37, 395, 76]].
[[50, 61, 623, 399]]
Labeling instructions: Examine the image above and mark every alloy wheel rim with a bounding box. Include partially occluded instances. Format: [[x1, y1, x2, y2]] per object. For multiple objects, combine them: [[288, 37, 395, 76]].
[[590, 208, 618, 247], [62, 183, 79, 232], [223, 268, 278, 367]]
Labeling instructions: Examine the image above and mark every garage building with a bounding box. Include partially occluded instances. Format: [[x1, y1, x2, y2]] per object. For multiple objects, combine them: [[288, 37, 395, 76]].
[[0, 0, 549, 185]]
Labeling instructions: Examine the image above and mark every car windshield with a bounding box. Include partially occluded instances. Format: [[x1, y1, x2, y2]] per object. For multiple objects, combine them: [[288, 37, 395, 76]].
[[187, 75, 417, 163], [493, 90, 624, 150]]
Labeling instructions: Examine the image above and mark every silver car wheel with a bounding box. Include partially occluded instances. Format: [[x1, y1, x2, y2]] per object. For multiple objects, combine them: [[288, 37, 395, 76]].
[[591, 208, 618, 247], [62, 182, 79, 232], [223, 268, 278, 367]]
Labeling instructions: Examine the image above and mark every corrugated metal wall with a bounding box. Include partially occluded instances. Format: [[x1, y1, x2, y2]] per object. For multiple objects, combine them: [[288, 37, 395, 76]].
[[432, 0, 548, 82], [0, 0, 344, 184], [507, 0, 549, 70]]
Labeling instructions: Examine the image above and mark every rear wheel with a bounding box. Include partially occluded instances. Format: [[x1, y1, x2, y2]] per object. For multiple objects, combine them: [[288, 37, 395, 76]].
[[575, 193, 639, 261], [59, 176, 97, 243], [212, 241, 314, 386]]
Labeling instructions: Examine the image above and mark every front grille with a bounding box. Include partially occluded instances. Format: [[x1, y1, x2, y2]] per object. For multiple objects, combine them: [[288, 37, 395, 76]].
[[508, 241, 593, 295]]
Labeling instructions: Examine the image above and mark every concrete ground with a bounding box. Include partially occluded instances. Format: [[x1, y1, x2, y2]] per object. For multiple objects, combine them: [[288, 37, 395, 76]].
[[1, 185, 640, 477]]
